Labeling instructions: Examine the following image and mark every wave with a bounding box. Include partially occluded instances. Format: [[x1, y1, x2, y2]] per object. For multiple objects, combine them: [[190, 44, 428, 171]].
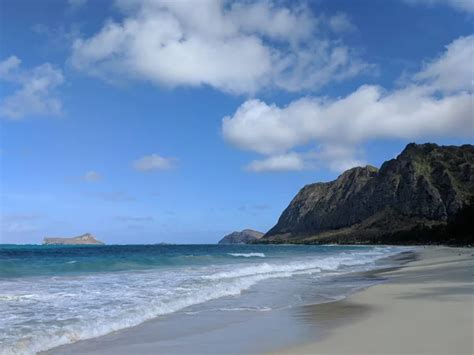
[[203, 250, 391, 281], [0, 246, 407, 355], [228, 252, 266, 258], [2, 272, 281, 355]]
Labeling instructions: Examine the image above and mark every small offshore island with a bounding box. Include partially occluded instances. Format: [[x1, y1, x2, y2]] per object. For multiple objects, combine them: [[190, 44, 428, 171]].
[[43, 233, 104, 245], [218, 229, 264, 244]]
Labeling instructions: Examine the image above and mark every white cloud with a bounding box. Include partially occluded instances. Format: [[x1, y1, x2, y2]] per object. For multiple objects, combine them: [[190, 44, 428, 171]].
[[246, 153, 305, 172], [0, 56, 20, 78], [83, 171, 102, 182], [306, 145, 368, 172], [405, 0, 474, 13], [222, 35, 474, 172], [133, 153, 176, 172], [328, 13, 356, 33], [0, 56, 64, 120], [70, 0, 368, 94], [414, 35, 474, 93], [228, 1, 314, 41]]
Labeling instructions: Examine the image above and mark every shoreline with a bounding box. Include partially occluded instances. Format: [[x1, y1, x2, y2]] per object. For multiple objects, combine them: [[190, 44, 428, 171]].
[[274, 246, 473, 354], [42, 246, 473, 355]]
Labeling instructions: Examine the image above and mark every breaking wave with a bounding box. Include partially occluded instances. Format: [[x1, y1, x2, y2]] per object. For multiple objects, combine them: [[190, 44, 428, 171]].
[[0, 245, 408, 354], [228, 252, 266, 258]]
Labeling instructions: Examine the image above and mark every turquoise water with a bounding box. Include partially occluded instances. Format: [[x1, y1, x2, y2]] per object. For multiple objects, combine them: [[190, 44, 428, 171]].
[[0, 244, 397, 277], [0, 244, 408, 354]]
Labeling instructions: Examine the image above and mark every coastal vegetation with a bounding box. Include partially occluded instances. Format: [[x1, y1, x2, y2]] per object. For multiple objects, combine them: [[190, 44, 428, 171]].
[[260, 143, 474, 245]]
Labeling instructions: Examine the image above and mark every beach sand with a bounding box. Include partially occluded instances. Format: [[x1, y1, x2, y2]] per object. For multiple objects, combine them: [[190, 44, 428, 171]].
[[275, 247, 474, 355], [46, 247, 473, 355]]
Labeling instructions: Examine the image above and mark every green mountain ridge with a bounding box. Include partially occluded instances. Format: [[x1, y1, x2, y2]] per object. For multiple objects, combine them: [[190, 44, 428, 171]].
[[261, 143, 474, 245]]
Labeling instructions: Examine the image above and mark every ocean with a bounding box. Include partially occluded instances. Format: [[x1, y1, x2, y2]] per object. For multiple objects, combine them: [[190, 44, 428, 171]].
[[0, 244, 410, 354]]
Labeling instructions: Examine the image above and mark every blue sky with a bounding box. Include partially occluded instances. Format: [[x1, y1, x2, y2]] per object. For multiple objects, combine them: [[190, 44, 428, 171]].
[[1, 0, 472, 244]]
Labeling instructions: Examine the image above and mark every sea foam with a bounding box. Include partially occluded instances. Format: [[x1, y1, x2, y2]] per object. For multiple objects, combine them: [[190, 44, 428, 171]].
[[228, 252, 266, 258], [0, 245, 407, 355]]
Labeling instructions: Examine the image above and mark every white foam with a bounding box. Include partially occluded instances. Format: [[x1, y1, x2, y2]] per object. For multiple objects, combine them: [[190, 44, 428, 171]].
[[218, 306, 272, 312], [1, 272, 278, 355], [202, 250, 388, 281], [0, 246, 407, 355], [228, 252, 266, 258]]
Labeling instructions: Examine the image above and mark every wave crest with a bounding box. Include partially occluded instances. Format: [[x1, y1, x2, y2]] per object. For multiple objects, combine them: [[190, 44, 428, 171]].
[[228, 252, 266, 258]]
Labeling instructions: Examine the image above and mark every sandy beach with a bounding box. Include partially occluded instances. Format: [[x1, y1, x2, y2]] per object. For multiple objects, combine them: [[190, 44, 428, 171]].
[[43, 246, 474, 355], [276, 247, 474, 355]]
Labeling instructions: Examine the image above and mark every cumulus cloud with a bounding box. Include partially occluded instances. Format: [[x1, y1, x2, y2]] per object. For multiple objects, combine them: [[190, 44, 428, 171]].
[[133, 153, 176, 172], [222, 35, 474, 172], [228, 1, 314, 41], [69, 0, 368, 94], [405, 0, 474, 13], [83, 171, 102, 182], [414, 35, 474, 93], [327, 13, 356, 33], [0, 56, 64, 120], [246, 153, 305, 172], [0, 56, 20, 77]]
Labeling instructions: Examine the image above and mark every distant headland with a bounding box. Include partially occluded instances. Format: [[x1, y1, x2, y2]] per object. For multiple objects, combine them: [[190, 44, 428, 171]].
[[260, 143, 474, 246], [218, 229, 264, 244], [43, 233, 104, 245]]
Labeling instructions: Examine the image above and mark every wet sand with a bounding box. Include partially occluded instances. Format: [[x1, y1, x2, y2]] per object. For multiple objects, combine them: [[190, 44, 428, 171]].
[[276, 247, 474, 355]]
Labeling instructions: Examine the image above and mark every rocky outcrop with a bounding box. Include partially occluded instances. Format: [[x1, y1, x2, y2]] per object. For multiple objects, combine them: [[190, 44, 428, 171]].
[[43, 233, 104, 245], [263, 143, 474, 244], [218, 229, 264, 244]]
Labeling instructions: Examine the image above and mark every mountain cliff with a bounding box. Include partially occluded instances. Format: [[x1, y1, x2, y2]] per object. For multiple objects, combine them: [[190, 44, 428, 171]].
[[218, 229, 264, 244], [43, 233, 104, 245], [263, 143, 474, 245]]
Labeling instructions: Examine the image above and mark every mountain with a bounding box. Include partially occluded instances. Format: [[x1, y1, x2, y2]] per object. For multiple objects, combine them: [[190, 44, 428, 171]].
[[218, 229, 264, 244], [262, 143, 474, 245], [43, 233, 104, 245]]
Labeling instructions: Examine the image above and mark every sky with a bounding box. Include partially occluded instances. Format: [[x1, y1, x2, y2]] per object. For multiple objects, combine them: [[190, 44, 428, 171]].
[[0, 0, 472, 244]]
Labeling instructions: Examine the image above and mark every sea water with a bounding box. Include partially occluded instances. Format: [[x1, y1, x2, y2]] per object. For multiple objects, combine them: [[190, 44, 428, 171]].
[[0, 244, 410, 354]]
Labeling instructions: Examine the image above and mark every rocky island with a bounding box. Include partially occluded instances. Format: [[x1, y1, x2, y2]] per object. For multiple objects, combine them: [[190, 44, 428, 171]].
[[261, 143, 474, 245], [218, 229, 264, 244], [43, 233, 104, 245]]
